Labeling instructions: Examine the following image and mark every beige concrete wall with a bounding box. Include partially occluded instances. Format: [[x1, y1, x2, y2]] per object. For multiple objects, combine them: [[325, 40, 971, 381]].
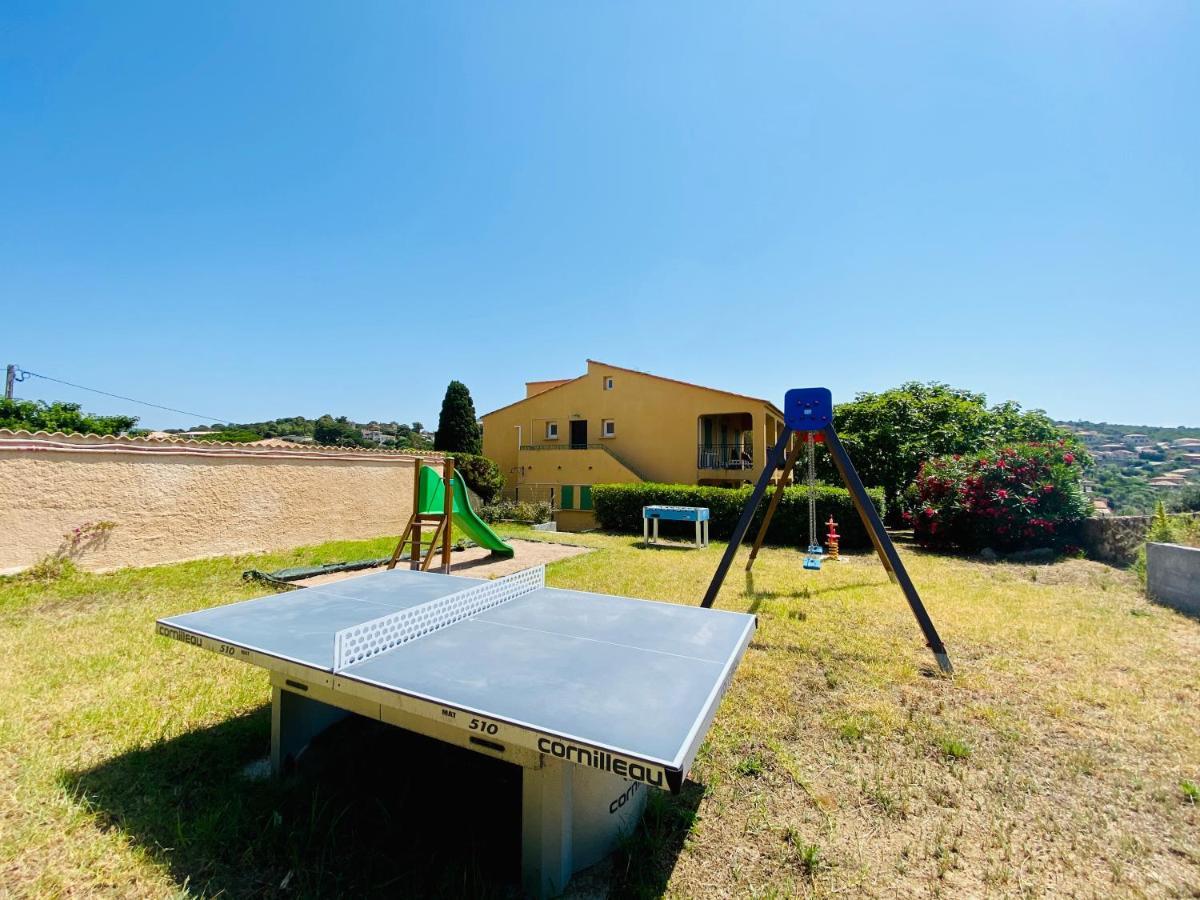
[[0, 431, 441, 573]]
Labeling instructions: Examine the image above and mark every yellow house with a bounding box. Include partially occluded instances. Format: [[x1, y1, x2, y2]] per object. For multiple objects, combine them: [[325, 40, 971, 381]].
[[480, 360, 790, 530]]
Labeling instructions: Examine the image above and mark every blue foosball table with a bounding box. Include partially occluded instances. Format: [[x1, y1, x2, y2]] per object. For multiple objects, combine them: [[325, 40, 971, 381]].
[[642, 505, 710, 549]]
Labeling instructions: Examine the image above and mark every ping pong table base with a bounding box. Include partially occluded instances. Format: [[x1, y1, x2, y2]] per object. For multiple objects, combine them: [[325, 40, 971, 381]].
[[269, 672, 649, 898]]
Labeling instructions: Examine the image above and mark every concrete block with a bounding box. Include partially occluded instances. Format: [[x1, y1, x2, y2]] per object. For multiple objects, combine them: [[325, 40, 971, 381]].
[[1146, 542, 1200, 618]]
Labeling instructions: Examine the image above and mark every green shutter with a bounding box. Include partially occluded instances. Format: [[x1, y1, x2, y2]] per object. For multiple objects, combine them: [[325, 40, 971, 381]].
[[561, 485, 574, 510], [580, 486, 593, 510]]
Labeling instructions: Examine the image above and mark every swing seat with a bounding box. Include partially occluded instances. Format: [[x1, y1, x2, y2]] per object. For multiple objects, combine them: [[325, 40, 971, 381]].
[[803, 555, 823, 571], [807, 544, 824, 556]]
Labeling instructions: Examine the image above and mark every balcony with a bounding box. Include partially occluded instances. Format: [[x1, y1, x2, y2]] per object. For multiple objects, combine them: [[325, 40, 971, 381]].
[[697, 442, 754, 471]]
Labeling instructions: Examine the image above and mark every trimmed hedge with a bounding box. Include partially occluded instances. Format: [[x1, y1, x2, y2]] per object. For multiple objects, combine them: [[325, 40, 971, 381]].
[[592, 482, 885, 549]]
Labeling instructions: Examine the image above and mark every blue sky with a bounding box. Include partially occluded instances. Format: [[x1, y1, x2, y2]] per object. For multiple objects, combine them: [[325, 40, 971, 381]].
[[2, 2, 1197, 429]]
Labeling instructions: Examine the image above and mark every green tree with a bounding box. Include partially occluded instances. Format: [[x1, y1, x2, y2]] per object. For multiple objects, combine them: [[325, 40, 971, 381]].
[[452, 453, 505, 503], [313, 414, 368, 447], [1171, 486, 1200, 513], [434, 381, 482, 454], [827, 382, 1085, 518], [0, 398, 137, 436]]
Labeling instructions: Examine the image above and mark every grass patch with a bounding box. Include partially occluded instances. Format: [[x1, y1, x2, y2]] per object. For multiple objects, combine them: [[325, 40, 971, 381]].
[[2, 526, 1199, 895], [938, 736, 972, 761], [1183, 780, 1200, 804]]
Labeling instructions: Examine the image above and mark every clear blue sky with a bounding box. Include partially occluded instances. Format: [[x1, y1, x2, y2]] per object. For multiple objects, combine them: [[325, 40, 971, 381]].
[[2, 2, 1197, 430]]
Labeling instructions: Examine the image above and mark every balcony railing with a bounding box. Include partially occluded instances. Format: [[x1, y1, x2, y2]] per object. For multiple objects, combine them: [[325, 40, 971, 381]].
[[697, 443, 754, 470]]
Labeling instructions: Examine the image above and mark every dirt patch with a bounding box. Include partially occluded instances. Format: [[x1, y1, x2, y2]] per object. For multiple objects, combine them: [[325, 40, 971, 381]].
[[292, 538, 591, 587]]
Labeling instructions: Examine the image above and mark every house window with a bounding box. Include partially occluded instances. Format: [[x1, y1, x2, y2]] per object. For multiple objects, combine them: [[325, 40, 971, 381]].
[[603, 376, 614, 390], [545, 421, 558, 440], [601, 419, 616, 438], [561, 484, 574, 509]]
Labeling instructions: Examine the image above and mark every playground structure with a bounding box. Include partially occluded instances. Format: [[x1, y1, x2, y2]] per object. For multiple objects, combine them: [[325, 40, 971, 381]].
[[825, 516, 840, 561], [703, 387, 953, 675], [388, 458, 513, 573]]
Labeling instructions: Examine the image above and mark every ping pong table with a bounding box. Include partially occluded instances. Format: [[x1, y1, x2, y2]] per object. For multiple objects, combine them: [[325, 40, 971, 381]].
[[156, 565, 755, 897]]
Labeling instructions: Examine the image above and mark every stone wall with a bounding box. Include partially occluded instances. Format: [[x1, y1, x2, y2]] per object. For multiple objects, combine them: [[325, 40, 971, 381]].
[[1077, 515, 1152, 566], [1076, 513, 1200, 566], [1146, 543, 1200, 617], [0, 431, 441, 573]]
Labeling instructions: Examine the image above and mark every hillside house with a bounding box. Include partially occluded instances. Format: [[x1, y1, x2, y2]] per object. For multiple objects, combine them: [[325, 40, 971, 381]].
[[480, 360, 793, 530]]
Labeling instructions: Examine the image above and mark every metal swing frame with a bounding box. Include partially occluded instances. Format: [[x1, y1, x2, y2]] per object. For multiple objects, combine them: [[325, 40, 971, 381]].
[[700, 387, 953, 675]]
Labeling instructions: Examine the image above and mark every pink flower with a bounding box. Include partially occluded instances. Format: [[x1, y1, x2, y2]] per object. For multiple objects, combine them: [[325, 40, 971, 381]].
[[1062, 452, 1075, 465], [996, 489, 1009, 499]]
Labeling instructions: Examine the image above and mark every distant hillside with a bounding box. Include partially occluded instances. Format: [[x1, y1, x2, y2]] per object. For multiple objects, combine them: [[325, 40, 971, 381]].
[[164, 416, 433, 450], [1058, 421, 1200, 515]]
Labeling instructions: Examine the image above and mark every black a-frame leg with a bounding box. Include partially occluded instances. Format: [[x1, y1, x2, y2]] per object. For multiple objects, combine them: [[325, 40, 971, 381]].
[[700, 428, 792, 610], [822, 426, 952, 674], [699, 419, 952, 675]]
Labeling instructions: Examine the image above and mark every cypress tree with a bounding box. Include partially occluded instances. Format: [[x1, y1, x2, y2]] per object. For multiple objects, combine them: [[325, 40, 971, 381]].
[[434, 380, 482, 454]]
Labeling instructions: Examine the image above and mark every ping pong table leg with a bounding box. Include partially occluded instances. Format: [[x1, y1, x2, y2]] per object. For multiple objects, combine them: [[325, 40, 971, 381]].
[[521, 759, 650, 899], [643, 516, 648, 547], [522, 759, 574, 899], [270, 684, 351, 776]]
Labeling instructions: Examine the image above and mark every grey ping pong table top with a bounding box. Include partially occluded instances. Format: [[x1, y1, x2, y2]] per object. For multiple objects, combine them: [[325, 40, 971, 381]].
[[158, 566, 756, 779]]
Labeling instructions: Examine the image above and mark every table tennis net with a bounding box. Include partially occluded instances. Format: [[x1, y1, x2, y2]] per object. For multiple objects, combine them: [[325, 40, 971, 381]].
[[332, 565, 546, 671]]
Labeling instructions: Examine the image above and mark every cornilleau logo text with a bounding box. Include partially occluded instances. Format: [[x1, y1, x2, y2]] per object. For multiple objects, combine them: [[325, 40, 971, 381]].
[[157, 624, 201, 647], [610, 781, 642, 814], [537, 738, 665, 788]]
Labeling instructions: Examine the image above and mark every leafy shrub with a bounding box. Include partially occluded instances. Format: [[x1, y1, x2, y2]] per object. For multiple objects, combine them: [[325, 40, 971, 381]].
[[1170, 485, 1200, 513], [1133, 502, 1200, 585], [314, 415, 369, 447], [0, 398, 137, 436], [451, 453, 504, 504], [829, 382, 1087, 520], [478, 498, 553, 524], [19, 520, 116, 581], [190, 428, 263, 443], [904, 442, 1089, 552], [591, 482, 884, 549]]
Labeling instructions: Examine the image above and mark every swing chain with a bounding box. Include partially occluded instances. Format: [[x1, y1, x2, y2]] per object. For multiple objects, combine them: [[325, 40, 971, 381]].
[[807, 433, 817, 550]]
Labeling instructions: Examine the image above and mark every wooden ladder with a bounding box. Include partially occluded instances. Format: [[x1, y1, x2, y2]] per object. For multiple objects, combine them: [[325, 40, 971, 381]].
[[387, 458, 455, 574]]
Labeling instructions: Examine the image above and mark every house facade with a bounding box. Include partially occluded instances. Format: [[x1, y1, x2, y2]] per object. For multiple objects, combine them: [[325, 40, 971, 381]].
[[480, 360, 790, 529]]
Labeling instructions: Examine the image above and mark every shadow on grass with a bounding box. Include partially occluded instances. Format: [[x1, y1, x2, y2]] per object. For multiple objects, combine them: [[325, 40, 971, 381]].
[[63, 709, 529, 898], [743, 571, 884, 613], [608, 779, 705, 899]]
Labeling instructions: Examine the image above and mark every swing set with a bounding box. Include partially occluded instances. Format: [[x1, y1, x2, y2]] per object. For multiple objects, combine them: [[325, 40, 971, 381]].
[[701, 387, 953, 675]]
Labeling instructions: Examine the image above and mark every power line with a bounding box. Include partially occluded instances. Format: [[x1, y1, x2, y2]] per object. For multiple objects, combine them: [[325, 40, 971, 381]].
[[10, 366, 228, 423]]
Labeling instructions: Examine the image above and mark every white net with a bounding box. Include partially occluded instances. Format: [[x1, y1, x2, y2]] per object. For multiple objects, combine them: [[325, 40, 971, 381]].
[[333, 566, 545, 671]]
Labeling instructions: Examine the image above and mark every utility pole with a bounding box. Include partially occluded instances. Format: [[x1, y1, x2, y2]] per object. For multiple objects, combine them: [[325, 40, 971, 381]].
[[4, 365, 15, 400]]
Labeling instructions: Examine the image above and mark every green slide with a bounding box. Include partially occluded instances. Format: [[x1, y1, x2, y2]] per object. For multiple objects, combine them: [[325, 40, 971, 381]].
[[417, 464, 514, 557]]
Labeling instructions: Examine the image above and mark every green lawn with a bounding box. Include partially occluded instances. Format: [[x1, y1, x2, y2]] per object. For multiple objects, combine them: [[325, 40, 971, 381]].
[[1, 528, 1198, 897]]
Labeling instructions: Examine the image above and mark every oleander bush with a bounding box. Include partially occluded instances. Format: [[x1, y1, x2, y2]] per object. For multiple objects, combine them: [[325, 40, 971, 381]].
[[592, 482, 884, 549], [903, 441, 1090, 552]]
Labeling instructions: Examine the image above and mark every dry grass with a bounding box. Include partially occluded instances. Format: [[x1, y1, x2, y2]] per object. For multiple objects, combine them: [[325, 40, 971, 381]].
[[1, 529, 1198, 898]]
